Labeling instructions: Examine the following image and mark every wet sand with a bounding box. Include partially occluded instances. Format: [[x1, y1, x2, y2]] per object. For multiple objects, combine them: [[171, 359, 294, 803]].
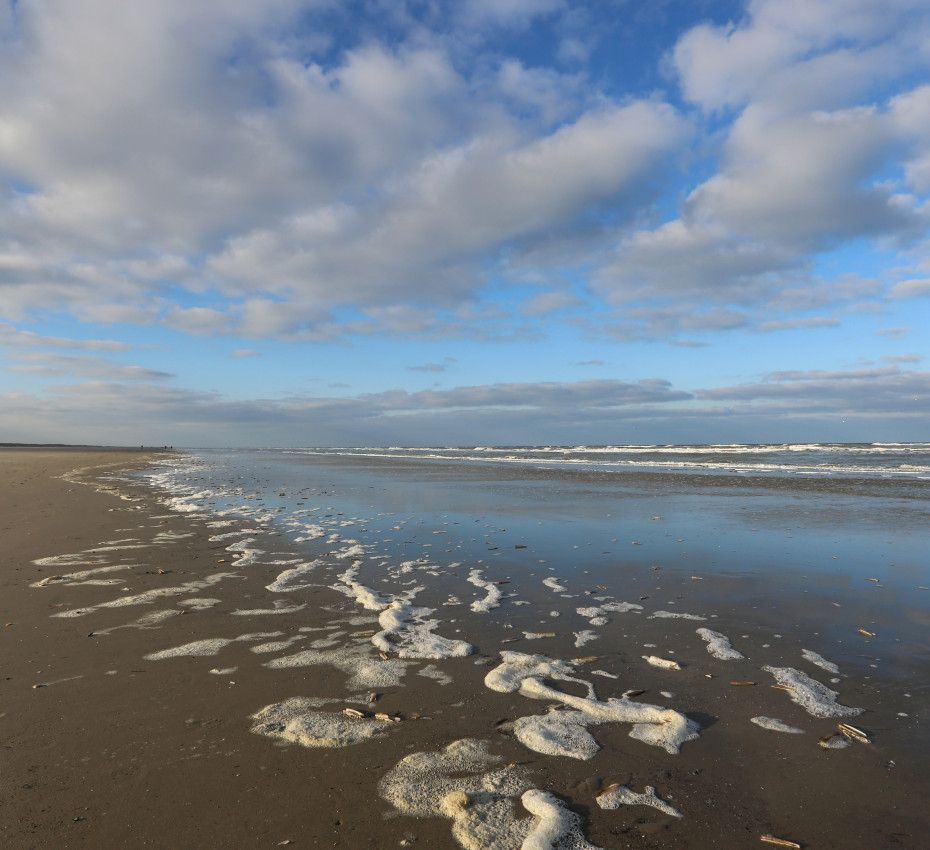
[[2, 449, 928, 849]]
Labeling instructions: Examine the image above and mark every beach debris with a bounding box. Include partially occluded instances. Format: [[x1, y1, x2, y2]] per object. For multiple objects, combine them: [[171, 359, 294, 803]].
[[760, 836, 801, 849], [343, 707, 367, 719], [763, 667, 863, 718], [857, 628, 876, 638], [819, 733, 851, 750], [696, 628, 744, 660], [800, 649, 840, 674], [642, 656, 681, 671], [595, 783, 682, 818], [837, 722, 870, 745], [524, 632, 556, 640], [573, 655, 599, 664], [750, 717, 804, 734], [729, 681, 757, 687]]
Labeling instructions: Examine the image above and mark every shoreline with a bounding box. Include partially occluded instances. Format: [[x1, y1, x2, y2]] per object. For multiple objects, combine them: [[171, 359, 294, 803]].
[[2, 449, 928, 849]]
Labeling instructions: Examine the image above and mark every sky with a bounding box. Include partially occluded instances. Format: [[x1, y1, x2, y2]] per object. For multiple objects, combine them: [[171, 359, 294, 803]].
[[0, 0, 929, 447]]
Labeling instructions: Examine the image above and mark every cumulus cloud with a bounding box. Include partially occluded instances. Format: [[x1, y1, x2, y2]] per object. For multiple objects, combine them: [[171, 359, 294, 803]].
[[591, 0, 930, 339], [0, 0, 687, 340]]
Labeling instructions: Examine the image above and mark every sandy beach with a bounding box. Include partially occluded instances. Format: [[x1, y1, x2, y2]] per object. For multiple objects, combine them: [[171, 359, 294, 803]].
[[2, 448, 928, 849]]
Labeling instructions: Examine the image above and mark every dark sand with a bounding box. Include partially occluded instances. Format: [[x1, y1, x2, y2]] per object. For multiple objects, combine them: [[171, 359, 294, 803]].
[[2, 450, 928, 849]]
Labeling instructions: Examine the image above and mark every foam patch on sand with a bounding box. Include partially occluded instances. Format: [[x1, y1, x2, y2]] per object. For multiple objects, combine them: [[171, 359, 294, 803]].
[[331, 563, 390, 610], [145, 631, 283, 660], [266, 640, 409, 689], [52, 572, 238, 618], [232, 601, 307, 616], [542, 577, 567, 593], [801, 649, 840, 675], [226, 538, 264, 567], [373, 600, 473, 659], [251, 635, 305, 653], [378, 738, 533, 850], [520, 789, 602, 850], [153, 530, 196, 542], [642, 656, 681, 670], [33, 552, 109, 568], [178, 598, 220, 610], [486, 652, 698, 758], [696, 628, 744, 660], [649, 610, 706, 621], [334, 542, 367, 560], [208, 529, 255, 541], [485, 651, 594, 698], [93, 609, 181, 634], [265, 561, 321, 593], [573, 630, 598, 648], [468, 570, 503, 613], [251, 698, 391, 748], [419, 664, 454, 685], [576, 601, 642, 626], [750, 716, 804, 734], [763, 666, 863, 718], [31, 564, 135, 587], [595, 785, 681, 818], [293, 524, 325, 541]]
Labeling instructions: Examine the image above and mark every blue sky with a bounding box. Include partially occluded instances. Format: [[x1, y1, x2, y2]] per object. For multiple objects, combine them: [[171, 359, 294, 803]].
[[1, 0, 929, 446]]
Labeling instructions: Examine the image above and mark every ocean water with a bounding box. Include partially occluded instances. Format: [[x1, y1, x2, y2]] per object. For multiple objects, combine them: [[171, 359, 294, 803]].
[[144, 444, 930, 635], [284, 442, 930, 479]]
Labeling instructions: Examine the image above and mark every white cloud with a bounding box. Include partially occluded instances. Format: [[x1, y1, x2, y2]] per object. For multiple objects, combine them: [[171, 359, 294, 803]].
[[672, 0, 928, 111], [889, 278, 930, 299]]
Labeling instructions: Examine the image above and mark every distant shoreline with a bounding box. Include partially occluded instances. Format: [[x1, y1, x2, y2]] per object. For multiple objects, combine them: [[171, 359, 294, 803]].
[[0, 443, 175, 451]]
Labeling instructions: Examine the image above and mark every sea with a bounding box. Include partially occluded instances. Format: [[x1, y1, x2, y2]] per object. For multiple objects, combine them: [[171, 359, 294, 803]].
[[144, 442, 930, 657]]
